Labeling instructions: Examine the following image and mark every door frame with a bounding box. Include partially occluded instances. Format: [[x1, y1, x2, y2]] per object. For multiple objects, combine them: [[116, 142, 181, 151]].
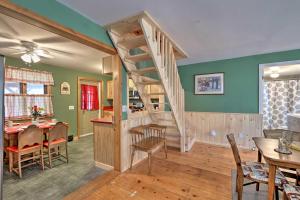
[[0, 1, 122, 172], [77, 77, 103, 139], [258, 60, 300, 114], [0, 56, 5, 200]]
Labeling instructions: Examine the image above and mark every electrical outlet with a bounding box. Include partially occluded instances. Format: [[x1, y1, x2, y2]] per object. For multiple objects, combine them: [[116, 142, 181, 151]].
[[122, 105, 127, 112], [210, 130, 217, 137], [69, 105, 75, 110]]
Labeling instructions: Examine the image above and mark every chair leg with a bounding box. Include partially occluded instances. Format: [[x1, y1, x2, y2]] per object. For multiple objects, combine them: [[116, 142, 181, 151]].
[[18, 154, 22, 178], [130, 147, 135, 170], [65, 142, 69, 164], [40, 148, 45, 171], [236, 171, 244, 200], [148, 152, 152, 175], [48, 147, 52, 168], [275, 186, 279, 200], [283, 192, 288, 200], [256, 182, 260, 191], [164, 141, 168, 159], [8, 151, 13, 173]]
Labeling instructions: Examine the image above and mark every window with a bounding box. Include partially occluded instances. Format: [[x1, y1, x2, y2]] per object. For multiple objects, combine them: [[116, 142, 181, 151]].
[[27, 83, 45, 95], [5, 82, 20, 94], [4, 66, 54, 119]]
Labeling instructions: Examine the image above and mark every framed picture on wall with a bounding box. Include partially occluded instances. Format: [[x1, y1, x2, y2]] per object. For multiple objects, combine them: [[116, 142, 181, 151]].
[[194, 73, 224, 95]]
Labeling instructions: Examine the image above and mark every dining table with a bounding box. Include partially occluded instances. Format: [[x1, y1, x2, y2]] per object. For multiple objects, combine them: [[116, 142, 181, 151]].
[[253, 137, 300, 200], [4, 120, 66, 171]]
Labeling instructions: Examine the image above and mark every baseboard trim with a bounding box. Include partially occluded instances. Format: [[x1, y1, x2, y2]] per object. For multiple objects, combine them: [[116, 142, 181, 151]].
[[95, 161, 114, 171], [80, 132, 94, 137]]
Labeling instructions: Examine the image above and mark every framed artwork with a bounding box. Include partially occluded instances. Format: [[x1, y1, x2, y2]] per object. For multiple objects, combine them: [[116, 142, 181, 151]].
[[61, 82, 70, 95], [194, 73, 224, 95]]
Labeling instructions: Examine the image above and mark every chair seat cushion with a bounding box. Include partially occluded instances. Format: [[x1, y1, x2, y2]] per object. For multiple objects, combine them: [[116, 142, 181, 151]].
[[43, 138, 66, 147], [6, 144, 40, 153], [284, 184, 300, 200], [242, 161, 288, 186]]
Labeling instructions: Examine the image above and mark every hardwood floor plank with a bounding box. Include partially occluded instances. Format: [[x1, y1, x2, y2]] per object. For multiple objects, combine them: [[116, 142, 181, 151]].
[[65, 142, 257, 200]]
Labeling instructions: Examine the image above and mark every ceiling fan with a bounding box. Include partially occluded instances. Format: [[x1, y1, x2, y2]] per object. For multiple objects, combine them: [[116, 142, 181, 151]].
[[0, 15, 74, 64]]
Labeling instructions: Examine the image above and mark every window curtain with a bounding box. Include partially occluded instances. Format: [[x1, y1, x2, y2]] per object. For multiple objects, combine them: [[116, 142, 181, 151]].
[[81, 84, 99, 110], [263, 80, 300, 129], [5, 66, 54, 85], [5, 95, 53, 119], [4, 66, 54, 119]]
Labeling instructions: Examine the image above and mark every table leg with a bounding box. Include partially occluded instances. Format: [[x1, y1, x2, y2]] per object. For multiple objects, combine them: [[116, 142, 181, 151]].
[[256, 151, 262, 191], [268, 164, 276, 200], [257, 151, 262, 162]]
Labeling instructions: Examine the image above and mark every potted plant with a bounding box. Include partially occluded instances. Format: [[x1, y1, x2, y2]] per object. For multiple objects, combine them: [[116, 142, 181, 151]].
[[29, 105, 44, 123]]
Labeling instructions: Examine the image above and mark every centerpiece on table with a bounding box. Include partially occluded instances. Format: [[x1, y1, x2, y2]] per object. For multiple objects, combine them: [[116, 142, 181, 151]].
[[29, 105, 44, 124]]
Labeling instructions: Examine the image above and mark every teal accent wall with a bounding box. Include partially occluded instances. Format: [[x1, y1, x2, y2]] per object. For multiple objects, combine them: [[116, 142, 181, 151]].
[[178, 49, 300, 113], [6, 57, 112, 135], [11, 0, 129, 119]]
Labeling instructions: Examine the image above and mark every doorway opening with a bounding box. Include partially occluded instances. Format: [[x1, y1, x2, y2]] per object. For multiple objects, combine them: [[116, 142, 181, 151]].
[[259, 60, 300, 130]]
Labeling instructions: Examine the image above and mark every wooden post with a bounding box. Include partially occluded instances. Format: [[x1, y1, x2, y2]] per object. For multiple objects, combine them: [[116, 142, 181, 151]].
[[112, 55, 122, 171], [0, 55, 4, 198]]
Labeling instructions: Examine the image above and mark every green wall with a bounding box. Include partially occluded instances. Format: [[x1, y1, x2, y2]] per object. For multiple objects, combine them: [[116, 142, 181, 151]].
[[6, 57, 112, 135], [178, 49, 300, 113], [11, 0, 129, 120]]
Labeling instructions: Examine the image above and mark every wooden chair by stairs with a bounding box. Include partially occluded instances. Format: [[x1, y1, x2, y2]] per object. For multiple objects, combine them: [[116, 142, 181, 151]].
[[6, 125, 44, 178], [129, 124, 167, 174], [227, 134, 288, 200], [43, 122, 69, 168]]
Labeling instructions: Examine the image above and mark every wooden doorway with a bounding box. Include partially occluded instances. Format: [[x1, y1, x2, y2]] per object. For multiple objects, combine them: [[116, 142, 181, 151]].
[[0, 1, 122, 173]]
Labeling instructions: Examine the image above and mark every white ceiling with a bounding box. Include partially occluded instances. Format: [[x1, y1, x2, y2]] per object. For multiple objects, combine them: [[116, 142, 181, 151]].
[[58, 0, 300, 65], [0, 13, 109, 73]]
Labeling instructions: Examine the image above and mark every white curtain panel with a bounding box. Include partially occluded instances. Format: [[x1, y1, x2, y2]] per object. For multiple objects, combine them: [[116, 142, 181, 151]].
[[5, 95, 54, 119], [263, 80, 300, 129]]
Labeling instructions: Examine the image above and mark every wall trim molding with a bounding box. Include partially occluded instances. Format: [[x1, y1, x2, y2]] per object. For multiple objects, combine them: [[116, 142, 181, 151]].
[[95, 161, 114, 171]]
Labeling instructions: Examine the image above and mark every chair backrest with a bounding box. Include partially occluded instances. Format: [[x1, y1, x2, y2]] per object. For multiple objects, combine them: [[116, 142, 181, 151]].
[[18, 125, 43, 150], [129, 124, 166, 145], [226, 134, 242, 167], [49, 122, 68, 143]]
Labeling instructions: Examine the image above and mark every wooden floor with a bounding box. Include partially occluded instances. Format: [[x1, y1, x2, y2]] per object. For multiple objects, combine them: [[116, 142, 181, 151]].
[[65, 142, 257, 200]]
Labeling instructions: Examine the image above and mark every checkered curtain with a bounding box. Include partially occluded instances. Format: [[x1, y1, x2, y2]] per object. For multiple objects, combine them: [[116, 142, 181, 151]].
[[263, 80, 300, 129], [5, 66, 54, 85], [5, 95, 53, 119]]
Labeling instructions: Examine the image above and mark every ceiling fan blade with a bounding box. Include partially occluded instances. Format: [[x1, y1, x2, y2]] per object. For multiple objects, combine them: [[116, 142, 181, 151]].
[[0, 41, 20, 48], [10, 51, 27, 55], [0, 32, 15, 40], [42, 47, 74, 56], [0, 17, 19, 36], [33, 36, 69, 44]]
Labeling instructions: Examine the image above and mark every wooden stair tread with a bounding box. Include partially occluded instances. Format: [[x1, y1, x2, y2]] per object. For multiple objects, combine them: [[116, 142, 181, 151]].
[[131, 67, 157, 74], [126, 53, 151, 62], [146, 92, 165, 96], [118, 35, 146, 49], [136, 80, 161, 85]]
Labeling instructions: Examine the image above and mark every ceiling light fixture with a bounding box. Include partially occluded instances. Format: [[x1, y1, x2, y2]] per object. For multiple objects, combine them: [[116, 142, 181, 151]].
[[270, 73, 280, 78], [21, 52, 41, 64]]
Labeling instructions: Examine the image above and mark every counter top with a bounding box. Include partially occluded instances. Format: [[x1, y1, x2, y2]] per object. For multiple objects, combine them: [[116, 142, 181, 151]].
[[91, 118, 113, 124]]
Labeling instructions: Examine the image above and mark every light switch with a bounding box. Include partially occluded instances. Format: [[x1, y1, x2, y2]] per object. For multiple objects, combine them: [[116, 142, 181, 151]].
[[69, 105, 75, 110], [122, 105, 127, 112]]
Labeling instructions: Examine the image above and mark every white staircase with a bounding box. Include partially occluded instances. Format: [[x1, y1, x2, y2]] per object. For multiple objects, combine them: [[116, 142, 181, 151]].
[[106, 11, 188, 151]]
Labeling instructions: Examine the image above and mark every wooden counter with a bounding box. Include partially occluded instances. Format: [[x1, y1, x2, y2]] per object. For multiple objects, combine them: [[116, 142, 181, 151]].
[[92, 118, 114, 170]]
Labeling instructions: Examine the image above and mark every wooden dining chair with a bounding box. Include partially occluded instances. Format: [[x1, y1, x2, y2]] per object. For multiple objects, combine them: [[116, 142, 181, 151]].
[[129, 124, 167, 174], [227, 134, 288, 200], [43, 122, 68, 168], [6, 125, 44, 178], [283, 184, 300, 200]]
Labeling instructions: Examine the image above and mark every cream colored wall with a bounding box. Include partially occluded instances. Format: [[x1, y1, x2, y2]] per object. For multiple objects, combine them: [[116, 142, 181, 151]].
[[185, 112, 263, 149], [79, 80, 101, 136], [120, 111, 151, 172]]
